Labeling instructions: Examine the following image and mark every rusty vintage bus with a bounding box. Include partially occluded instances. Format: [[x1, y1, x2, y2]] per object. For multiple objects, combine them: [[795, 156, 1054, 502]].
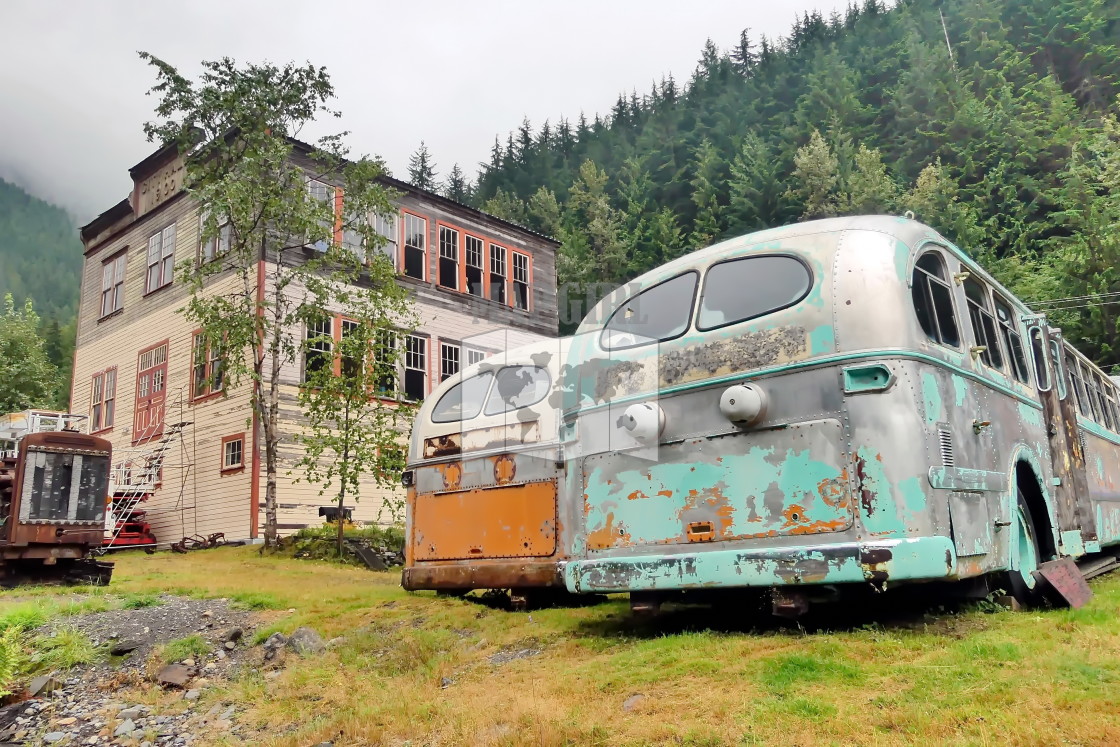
[[558, 215, 1120, 613], [402, 337, 571, 606]]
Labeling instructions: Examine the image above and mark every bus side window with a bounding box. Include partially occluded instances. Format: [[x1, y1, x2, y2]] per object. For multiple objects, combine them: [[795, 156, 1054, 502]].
[[1049, 339, 1067, 400], [1066, 347, 1087, 416], [1083, 362, 1104, 424], [964, 277, 1004, 370], [601, 272, 698, 351], [1105, 380, 1120, 432], [1029, 326, 1050, 391], [911, 252, 960, 347], [994, 298, 1029, 383]]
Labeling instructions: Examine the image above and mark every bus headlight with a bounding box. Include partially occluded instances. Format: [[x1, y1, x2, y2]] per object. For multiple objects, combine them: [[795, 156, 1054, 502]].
[[618, 402, 665, 443], [720, 384, 767, 425]]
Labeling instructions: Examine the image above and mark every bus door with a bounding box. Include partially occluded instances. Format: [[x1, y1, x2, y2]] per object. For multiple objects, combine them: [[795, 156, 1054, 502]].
[[1027, 318, 1097, 545]]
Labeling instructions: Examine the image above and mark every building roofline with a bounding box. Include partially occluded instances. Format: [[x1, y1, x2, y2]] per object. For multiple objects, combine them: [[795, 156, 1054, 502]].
[[79, 198, 132, 243]]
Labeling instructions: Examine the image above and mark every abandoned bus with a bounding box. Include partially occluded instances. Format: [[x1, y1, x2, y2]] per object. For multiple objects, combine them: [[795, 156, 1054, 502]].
[[559, 215, 1119, 612], [403, 337, 571, 605]]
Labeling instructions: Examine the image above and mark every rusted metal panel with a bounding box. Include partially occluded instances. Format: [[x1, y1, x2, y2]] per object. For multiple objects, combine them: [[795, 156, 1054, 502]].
[[412, 479, 557, 561], [401, 559, 564, 590], [581, 419, 852, 553], [1037, 557, 1092, 608], [948, 491, 993, 557]]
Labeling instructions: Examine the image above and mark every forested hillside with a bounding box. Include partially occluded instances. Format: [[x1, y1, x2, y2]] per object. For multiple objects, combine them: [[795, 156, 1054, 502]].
[[0, 178, 81, 405], [454, 0, 1120, 365]]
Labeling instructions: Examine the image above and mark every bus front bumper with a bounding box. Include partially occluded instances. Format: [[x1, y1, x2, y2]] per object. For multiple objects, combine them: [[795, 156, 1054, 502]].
[[564, 536, 957, 594], [402, 559, 565, 591]]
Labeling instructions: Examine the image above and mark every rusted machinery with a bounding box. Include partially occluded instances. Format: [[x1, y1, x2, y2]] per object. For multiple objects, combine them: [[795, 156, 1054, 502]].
[[0, 411, 113, 585]]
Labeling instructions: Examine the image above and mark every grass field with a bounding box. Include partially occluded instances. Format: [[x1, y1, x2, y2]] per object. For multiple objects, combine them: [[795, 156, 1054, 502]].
[[5, 546, 1120, 746]]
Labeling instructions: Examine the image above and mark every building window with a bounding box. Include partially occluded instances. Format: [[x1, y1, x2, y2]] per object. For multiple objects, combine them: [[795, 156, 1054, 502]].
[[101, 252, 126, 317], [466, 349, 487, 366], [911, 251, 959, 348], [192, 332, 223, 400], [221, 434, 245, 472], [440, 342, 460, 382], [91, 368, 116, 432], [305, 318, 334, 380], [145, 223, 177, 293], [512, 252, 530, 310], [964, 278, 1004, 370], [490, 244, 507, 304], [403, 213, 427, 280], [340, 319, 362, 379], [438, 226, 459, 290], [342, 212, 366, 264], [465, 235, 485, 297], [404, 335, 427, 401], [135, 341, 168, 443], [199, 211, 232, 263], [375, 330, 398, 395], [372, 213, 397, 268], [308, 180, 336, 252]]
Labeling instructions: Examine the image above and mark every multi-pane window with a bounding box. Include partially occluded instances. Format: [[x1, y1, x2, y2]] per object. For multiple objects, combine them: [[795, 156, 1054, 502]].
[[438, 226, 459, 290], [467, 349, 487, 366], [308, 180, 336, 252], [340, 319, 362, 379], [91, 368, 116, 432], [403, 213, 427, 279], [994, 298, 1029, 384], [375, 331, 398, 395], [964, 278, 1004, 370], [404, 335, 427, 401], [911, 252, 959, 347], [512, 252, 530, 310], [101, 253, 126, 317], [305, 318, 334, 379], [192, 332, 223, 399], [222, 434, 244, 471], [135, 342, 168, 442], [465, 236, 485, 297], [489, 244, 507, 304], [342, 213, 366, 264], [199, 211, 232, 263], [440, 342, 460, 382], [372, 213, 397, 268], [145, 223, 176, 293]]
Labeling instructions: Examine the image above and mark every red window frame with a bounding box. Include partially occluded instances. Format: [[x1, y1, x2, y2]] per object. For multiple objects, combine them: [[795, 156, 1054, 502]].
[[512, 250, 532, 311], [221, 433, 246, 473], [133, 340, 169, 444], [436, 223, 460, 291], [191, 330, 224, 402]]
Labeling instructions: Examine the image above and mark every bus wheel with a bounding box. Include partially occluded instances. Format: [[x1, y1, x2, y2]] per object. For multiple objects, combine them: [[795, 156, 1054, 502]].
[[1003, 487, 1041, 606]]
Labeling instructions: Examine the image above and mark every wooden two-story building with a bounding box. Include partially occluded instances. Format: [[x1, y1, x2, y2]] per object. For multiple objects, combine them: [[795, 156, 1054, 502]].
[[71, 143, 559, 543]]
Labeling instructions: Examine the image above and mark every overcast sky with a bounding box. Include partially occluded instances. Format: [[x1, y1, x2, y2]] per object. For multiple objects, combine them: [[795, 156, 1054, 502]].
[[0, 0, 845, 222]]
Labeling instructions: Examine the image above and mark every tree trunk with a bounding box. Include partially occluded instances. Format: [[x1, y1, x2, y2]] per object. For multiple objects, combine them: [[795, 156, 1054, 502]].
[[337, 401, 351, 558], [263, 279, 284, 548]]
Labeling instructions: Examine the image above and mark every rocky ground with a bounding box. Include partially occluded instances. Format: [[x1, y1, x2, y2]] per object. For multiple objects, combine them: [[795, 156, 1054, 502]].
[[0, 595, 329, 747]]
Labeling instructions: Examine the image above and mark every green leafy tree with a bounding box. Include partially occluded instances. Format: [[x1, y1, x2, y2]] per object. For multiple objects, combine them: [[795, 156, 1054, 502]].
[[140, 53, 414, 547], [727, 133, 795, 231], [902, 158, 983, 256], [0, 295, 60, 413], [407, 141, 438, 190], [295, 315, 412, 556], [845, 144, 899, 214]]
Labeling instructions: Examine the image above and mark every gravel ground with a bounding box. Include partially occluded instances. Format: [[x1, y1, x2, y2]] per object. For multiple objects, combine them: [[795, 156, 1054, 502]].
[[2, 595, 270, 747]]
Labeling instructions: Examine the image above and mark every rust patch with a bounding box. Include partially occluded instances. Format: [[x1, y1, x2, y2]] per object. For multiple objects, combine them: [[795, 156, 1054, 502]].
[[587, 512, 631, 550], [593, 359, 645, 402], [437, 462, 463, 491], [657, 490, 673, 498], [854, 455, 875, 515], [659, 326, 808, 386], [627, 490, 649, 501], [423, 432, 461, 459], [817, 468, 848, 508], [493, 454, 516, 485]]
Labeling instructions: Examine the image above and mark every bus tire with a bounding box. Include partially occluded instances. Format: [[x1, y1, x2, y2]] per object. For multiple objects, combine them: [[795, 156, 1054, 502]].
[[1003, 487, 1042, 607]]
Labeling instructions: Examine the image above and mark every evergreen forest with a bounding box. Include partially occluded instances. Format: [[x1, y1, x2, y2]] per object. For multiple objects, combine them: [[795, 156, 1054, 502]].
[[416, 0, 1120, 367], [0, 178, 81, 406]]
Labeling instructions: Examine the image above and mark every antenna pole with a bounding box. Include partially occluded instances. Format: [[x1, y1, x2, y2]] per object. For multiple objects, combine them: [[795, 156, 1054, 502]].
[[940, 8, 956, 69]]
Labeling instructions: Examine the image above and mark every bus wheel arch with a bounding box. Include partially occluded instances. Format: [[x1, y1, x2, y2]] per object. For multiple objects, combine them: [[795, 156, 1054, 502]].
[[1014, 460, 1056, 561]]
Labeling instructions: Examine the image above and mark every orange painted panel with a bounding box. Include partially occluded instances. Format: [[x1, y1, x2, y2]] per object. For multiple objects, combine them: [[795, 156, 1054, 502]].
[[412, 481, 557, 561]]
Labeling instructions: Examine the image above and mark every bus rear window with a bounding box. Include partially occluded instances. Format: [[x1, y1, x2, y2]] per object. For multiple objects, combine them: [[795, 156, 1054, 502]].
[[484, 366, 551, 416], [430, 371, 494, 424], [697, 255, 812, 331], [601, 272, 698, 350]]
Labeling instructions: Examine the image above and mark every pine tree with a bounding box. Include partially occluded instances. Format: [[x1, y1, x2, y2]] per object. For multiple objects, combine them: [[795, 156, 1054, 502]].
[[731, 28, 758, 77], [689, 138, 726, 247], [443, 163, 470, 203], [788, 130, 840, 219], [845, 144, 898, 214], [727, 133, 795, 231], [407, 141, 438, 190]]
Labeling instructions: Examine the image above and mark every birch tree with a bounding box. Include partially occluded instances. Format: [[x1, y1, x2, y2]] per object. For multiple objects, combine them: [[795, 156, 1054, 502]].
[[140, 54, 414, 547]]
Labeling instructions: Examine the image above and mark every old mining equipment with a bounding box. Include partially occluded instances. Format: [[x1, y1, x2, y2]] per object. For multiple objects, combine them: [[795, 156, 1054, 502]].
[[0, 411, 114, 586]]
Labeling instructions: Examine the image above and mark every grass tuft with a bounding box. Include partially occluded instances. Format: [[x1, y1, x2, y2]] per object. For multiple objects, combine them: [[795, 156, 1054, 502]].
[[159, 634, 210, 664], [30, 626, 100, 670]]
